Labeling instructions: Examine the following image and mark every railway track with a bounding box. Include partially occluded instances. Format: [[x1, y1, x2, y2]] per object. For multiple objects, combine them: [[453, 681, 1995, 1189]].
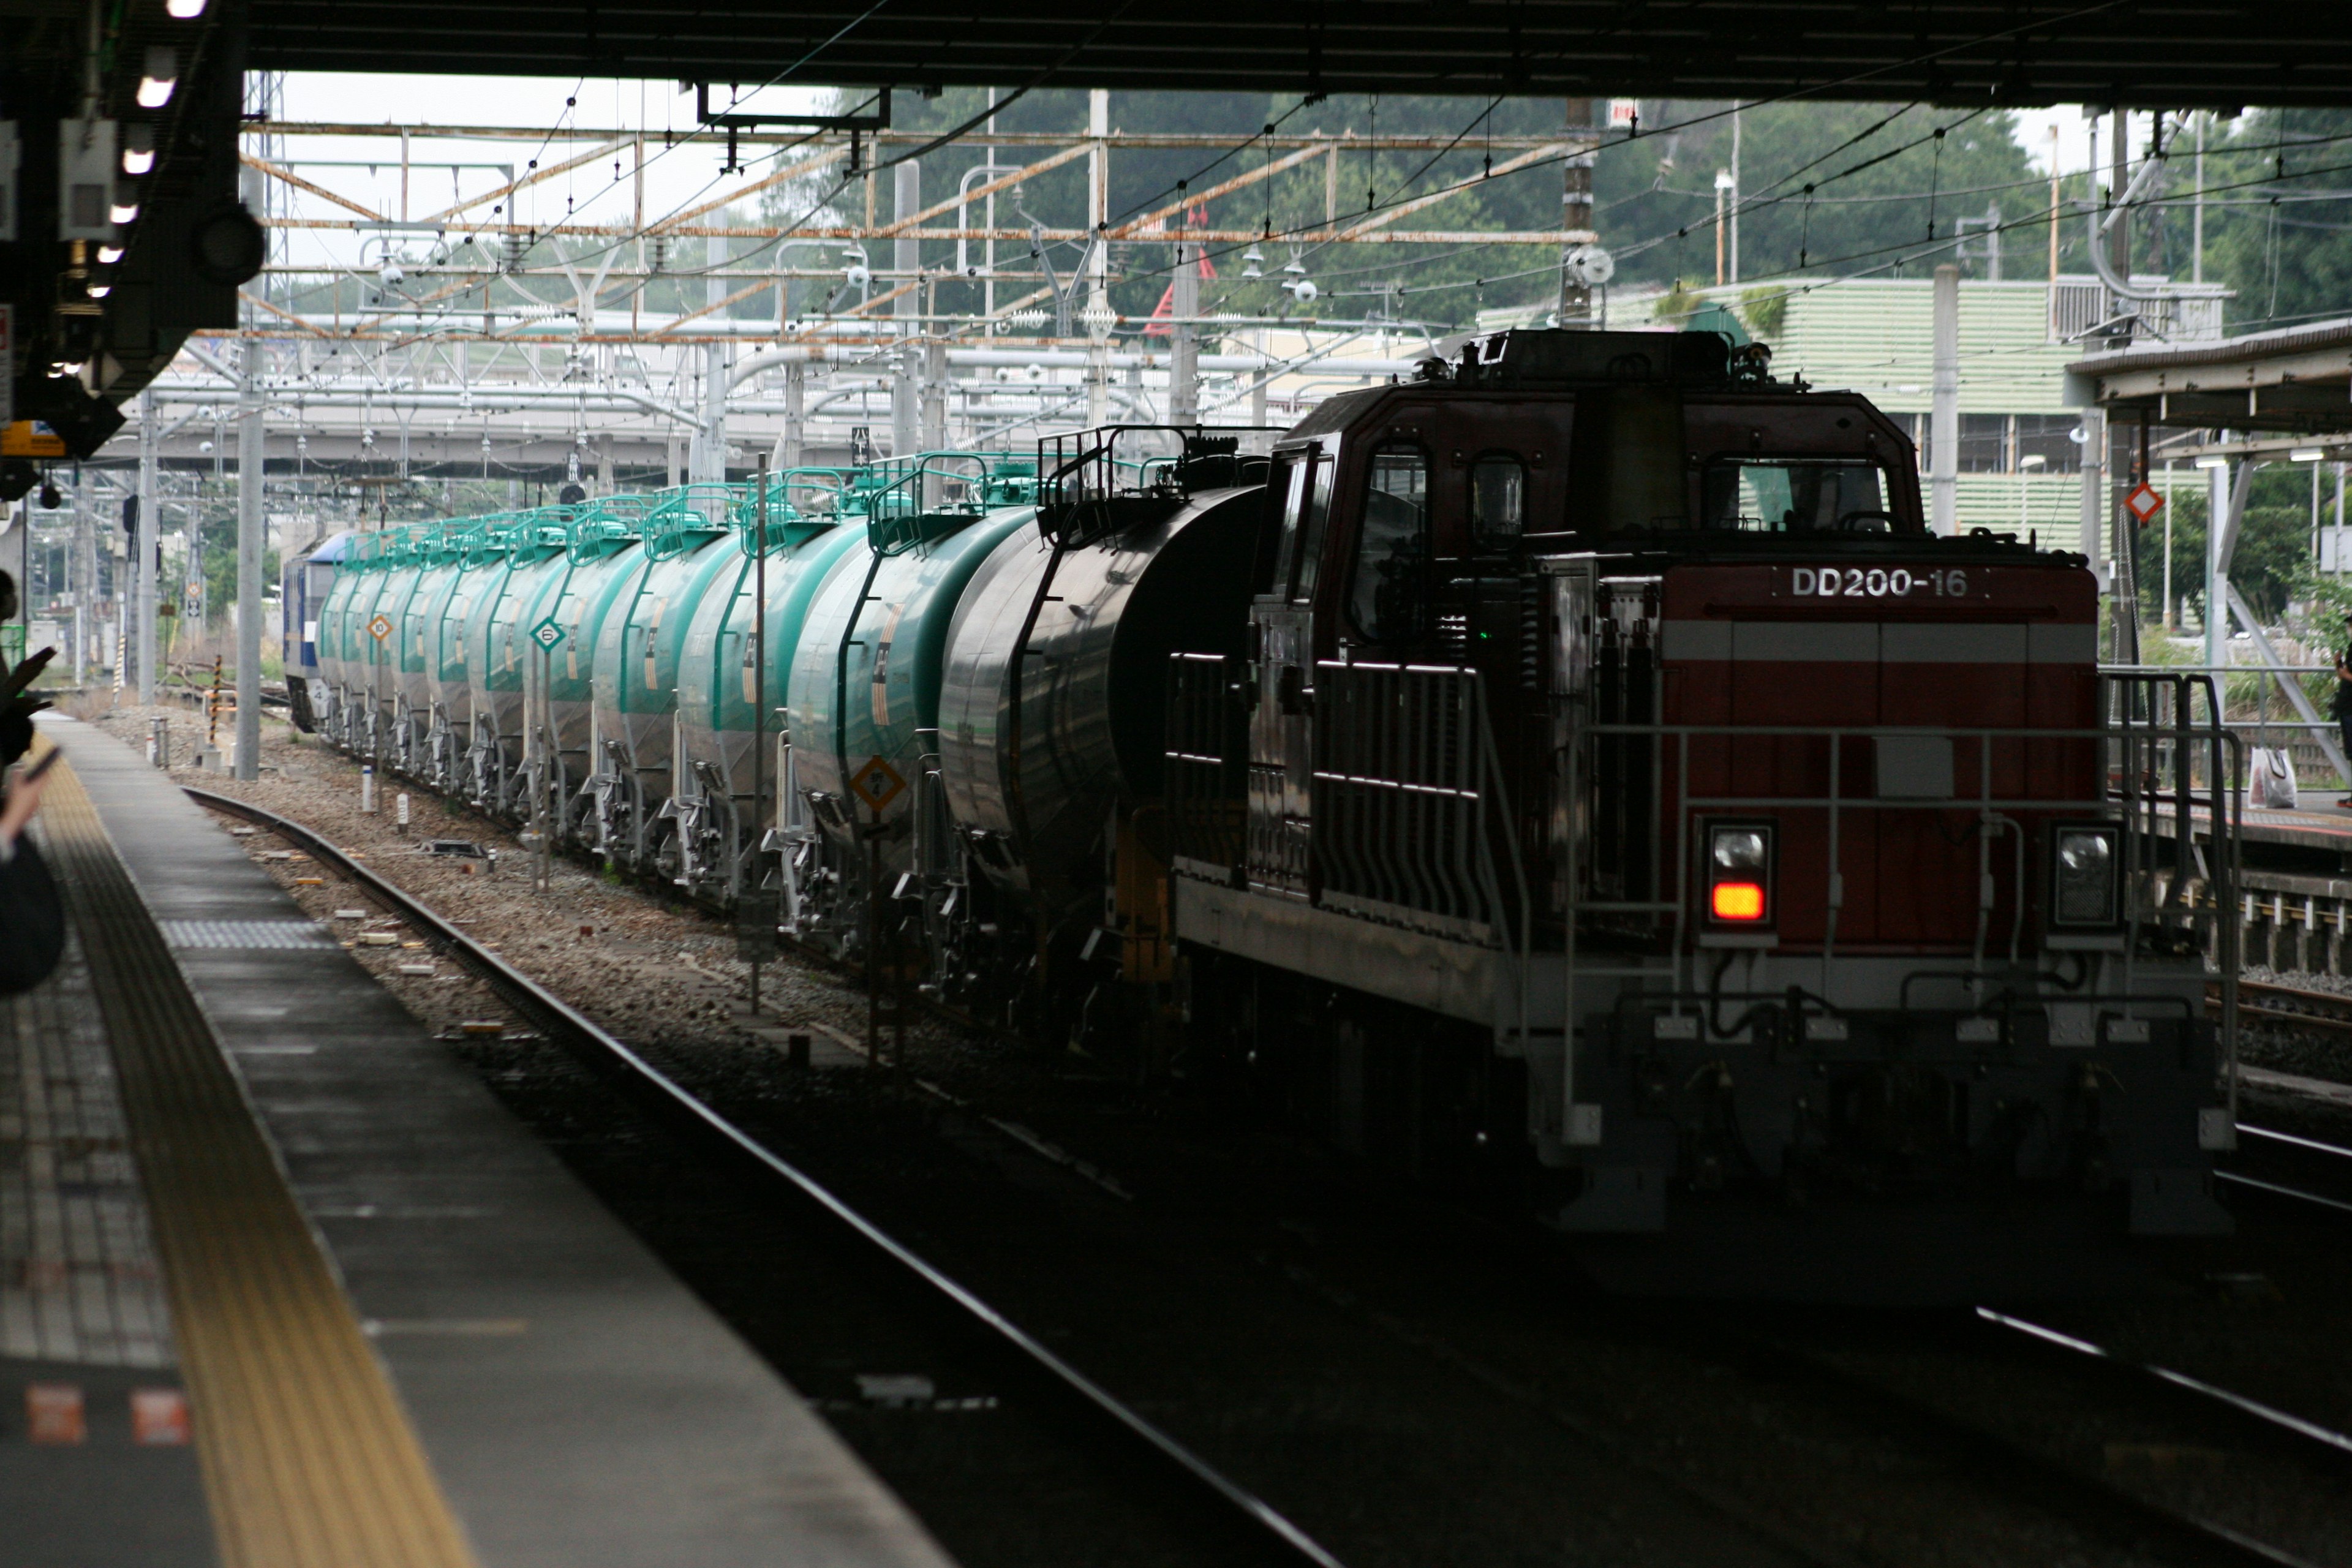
[[186, 786, 1344, 1568], [2225, 978, 2352, 1035], [188, 780, 2352, 1567]]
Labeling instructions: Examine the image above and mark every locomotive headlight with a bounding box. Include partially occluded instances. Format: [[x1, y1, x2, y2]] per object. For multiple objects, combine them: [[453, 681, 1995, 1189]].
[[1705, 823, 1774, 925], [2049, 824, 2121, 928]]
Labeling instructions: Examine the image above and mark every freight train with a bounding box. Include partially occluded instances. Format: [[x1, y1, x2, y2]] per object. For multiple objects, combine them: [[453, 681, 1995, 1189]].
[[292, 328, 2244, 1280]]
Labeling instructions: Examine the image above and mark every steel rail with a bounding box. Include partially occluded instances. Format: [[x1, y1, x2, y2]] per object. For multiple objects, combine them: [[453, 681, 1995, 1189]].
[[1695, 1307, 2327, 1568], [2218, 1120, 2352, 1216], [183, 785, 1348, 1568], [1977, 1309, 2352, 1464]]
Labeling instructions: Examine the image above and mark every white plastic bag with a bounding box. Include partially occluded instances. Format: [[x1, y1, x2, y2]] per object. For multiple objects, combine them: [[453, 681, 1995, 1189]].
[[2249, 747, 2299, 811]]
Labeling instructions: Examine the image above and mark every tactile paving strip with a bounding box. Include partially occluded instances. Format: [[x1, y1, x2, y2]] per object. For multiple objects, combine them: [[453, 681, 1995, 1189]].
[[157, 921, 340, 951], [38, 750, 480, 1568], [0, 925, 176, 1368]]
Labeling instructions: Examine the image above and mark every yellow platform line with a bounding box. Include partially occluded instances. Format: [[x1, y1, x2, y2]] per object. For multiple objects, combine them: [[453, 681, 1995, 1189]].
[[38, 749, 480, 1568]]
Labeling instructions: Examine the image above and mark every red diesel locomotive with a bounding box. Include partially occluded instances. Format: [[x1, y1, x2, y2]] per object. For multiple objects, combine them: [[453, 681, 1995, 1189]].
[[1164, 328, 2237, 1287]]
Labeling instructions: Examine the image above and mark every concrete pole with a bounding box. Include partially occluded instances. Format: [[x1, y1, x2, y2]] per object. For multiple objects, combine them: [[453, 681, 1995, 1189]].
[[892, 160, 921, 459], [783, 361, 805, 469], [2207, 454, 2230, 668], [921, 337, 948, 453], [69, 502, 85, 687], [695, 235, 730, 483], [235, 338, 263, 780], [1929, 263, 1960, 536], [136, 387, 156, 701], [2079, 407, 2108, 591], [1730, 104, 1743, 285], [2110, 108, 2131, 290], [2193, 113, 2206, 285], [1170, 230, 1199, 423], [1558, 98, 1594, 327], [1085, 89, 1110, 428]]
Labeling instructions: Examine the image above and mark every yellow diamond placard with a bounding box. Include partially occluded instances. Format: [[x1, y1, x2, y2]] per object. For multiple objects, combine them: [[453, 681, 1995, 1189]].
[[368, 613, 394, 641], [846, 754, 906, 814]]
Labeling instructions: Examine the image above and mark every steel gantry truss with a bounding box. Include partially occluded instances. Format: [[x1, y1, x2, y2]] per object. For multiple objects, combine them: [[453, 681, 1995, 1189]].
[[107, 108, 1595, 487]]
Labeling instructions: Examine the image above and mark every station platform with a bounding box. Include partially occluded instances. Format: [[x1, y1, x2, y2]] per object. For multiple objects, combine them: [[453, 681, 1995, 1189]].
[[2, 717, 956, 1568]]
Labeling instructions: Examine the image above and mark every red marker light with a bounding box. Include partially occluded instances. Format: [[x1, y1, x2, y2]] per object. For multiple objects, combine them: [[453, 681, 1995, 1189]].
[[1711, 881, 1766, 921]]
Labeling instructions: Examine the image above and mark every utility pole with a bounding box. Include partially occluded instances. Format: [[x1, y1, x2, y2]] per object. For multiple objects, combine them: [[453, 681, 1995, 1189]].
[[782, 361, 805, 469], [1170, 212, 1199, 423], [1730, 104, 1743, 285], [235, 337, 263, 780], [136, 386, 156, 702], [1085, 88, 1111, 428], [1558, 97, 1594, 326], [2206, 443, 2231, 668], [2046, 124, 2061, 340], [695, 234, 730, 483], [1713, 170, 1732, 287], [2193, 110, 2206, 285], [1930, 263, 1960, 535], [2109, 108, 2130, 305], [892, 159, 921, 459]]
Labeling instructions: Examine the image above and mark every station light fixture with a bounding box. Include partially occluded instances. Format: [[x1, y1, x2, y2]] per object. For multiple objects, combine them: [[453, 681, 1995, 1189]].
[[2193, 454, 2229, 470], [1704, 823, 1774, 925], [2292, 448, 2326, 462], [121, 128, 154, 176], [165, 0, 208, 16], [109, 182, 140, 225], [86, 283, 110, 298], [135, 47, 178, 109], [97, 243, 123, 263], [2048, 824, 2122, 929]]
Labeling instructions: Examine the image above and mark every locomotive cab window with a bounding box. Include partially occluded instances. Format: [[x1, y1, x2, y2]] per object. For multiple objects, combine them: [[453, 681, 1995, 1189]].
[[1701, 459, 1905, 533], [1469, 453, 1526, 551], [1276, 443, 1338, 601], [1350, 443, 1430, 643]]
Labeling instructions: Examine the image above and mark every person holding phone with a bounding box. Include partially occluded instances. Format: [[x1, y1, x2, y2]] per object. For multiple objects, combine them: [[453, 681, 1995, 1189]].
[[0, 568, 64, 993], [0, 568, 54, 767]]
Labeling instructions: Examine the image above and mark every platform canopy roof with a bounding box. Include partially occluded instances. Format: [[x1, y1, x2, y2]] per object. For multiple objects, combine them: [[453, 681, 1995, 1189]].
[[225, 0, 2352, 110], [2070, 322, 2352, 450]]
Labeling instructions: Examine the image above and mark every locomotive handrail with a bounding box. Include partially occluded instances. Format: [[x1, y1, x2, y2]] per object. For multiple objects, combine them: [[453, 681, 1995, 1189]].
[[1567, 679, 2243, 1126]]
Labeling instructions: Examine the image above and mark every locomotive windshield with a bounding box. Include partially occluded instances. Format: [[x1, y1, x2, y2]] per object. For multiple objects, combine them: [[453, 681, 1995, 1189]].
[[1701, 458, 1910, 533]]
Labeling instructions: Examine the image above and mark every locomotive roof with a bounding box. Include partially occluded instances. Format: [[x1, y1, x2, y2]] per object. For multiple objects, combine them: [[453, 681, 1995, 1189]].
[[1282, 328, 1870, 442]]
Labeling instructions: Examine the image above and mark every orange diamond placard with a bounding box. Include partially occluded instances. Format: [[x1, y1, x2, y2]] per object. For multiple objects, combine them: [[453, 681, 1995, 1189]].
[[26, 1383, 84, 1445], [2125, 481, 2166, 526], [130, 1387, 191, 1446], [846, 754, 907, 815]]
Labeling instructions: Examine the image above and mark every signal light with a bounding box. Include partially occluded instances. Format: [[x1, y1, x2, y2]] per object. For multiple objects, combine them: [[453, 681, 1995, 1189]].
[[1711, 881, 1766, 921], [1703, 821, 1775, 930], [2048, 823, 2122, 929]]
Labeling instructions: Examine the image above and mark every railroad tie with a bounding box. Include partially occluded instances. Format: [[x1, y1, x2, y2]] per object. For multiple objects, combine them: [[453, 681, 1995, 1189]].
[[37, 748, 480, 1568]]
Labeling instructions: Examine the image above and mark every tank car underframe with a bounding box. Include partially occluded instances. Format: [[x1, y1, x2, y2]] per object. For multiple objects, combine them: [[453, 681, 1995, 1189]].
[[1172, 878, 2231, 1238]]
